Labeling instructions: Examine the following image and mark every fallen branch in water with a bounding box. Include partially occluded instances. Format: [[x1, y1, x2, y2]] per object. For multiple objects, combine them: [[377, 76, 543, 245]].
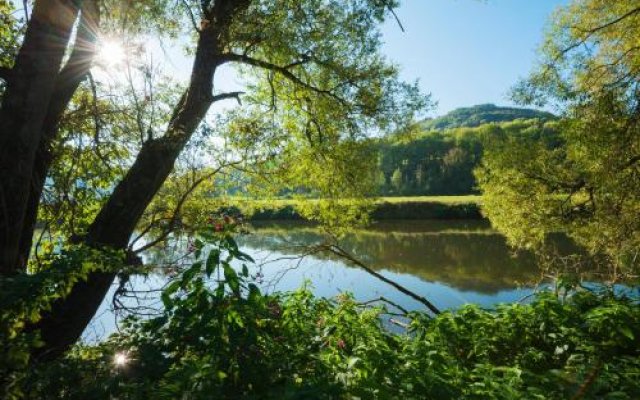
[[389, 318, 411, 329], [319, 242, 441, 315], [358, 296, 410, 315]]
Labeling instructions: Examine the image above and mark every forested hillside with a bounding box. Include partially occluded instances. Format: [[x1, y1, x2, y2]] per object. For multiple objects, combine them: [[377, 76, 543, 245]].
[[420, 103, 555, 130], [376, 105, 556, 196]]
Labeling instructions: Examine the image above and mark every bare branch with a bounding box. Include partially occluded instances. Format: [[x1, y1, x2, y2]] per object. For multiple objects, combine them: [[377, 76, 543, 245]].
[[211, 91, 244, 105], [358, 296, 410, 315], [180, 0, 201, 32], [383, 0, 405, 32], [22, 0, 30, 23], [319, 242, 441, 315]]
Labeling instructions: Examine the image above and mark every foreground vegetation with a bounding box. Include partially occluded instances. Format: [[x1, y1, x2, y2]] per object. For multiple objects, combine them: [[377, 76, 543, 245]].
[[6, 226, 639, 399]]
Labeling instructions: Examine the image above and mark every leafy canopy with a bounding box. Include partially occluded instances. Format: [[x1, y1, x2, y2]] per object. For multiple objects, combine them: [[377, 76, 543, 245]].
[[478, 0, 640, 272]]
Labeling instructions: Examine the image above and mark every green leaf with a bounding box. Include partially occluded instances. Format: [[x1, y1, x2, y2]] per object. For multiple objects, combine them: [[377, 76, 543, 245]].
[[347, 357, 360, 370], [223, 264, 240, 296], [248, 283, 262, 302], [618, 326, 635, 341], [161, 291, 173, 308], [206, 249, 220, 277]]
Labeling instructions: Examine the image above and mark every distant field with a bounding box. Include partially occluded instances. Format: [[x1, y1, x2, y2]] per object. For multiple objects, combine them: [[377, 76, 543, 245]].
[[228, 195, 481, 206], [222, 195, 484, 220], [376, 196, 481, 204]]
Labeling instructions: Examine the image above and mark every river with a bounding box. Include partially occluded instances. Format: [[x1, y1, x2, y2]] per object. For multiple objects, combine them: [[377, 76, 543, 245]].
[[84, 219, 608, 340]]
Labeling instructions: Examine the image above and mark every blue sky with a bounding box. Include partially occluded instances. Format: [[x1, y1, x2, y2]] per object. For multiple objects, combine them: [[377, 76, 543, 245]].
[[11, 0, 569, 116], [100, 0, 570, 117], [380, 0, 569, 115]]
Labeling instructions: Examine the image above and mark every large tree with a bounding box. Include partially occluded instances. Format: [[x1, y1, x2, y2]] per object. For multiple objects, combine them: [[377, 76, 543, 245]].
[[0, 0, 426, 359], [477, 0, 640, 272]]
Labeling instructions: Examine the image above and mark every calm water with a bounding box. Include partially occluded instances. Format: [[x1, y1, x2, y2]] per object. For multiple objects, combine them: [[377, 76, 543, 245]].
[[85, 220, 602, 340]]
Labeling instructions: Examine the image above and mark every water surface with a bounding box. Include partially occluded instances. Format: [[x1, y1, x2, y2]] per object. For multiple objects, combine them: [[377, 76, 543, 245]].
[[86, 220, 599, 340]]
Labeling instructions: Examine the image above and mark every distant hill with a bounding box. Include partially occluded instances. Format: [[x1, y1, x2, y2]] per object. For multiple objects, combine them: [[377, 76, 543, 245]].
[[420, 104, 555, 131]]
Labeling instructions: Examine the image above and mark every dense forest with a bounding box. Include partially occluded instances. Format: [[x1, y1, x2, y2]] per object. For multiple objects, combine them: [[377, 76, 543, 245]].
[[376, 104, 555, 195]]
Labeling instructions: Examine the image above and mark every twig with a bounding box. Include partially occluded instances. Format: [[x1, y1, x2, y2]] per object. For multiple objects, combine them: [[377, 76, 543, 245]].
[[211, 91, 244, 105], [571, 360, 603, 400], [358, 296, 409, 315], [384, 0, 405, 32], [132, 161, 240, 253], [221, 53, 349, 106], [389, 318, 410, 329], [22, 0, 29, 23]]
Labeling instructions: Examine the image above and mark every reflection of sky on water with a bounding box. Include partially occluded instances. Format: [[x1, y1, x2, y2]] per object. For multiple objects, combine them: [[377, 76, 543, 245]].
[[245, 248, 537, 312], [84, 220, 623, 342], [85, 246, 538, 342]]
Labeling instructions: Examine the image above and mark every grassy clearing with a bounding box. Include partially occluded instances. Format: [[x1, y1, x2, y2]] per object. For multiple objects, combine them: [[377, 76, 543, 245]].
[[217, 196, 484, 221], [226, 195, 482, 207], [375, 195, 482, 204]]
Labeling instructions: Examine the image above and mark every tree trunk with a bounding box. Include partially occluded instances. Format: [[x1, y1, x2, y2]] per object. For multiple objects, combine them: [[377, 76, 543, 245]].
[[33, 27, 221, 360], [33, 0, 253, 361], [0, 0, 82, 274], [18, 1, 100, 269]]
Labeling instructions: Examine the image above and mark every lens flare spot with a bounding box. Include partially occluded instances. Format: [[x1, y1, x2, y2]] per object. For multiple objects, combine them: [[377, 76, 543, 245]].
[[113, 352, 129, 367], [97, 39, 126, 67]]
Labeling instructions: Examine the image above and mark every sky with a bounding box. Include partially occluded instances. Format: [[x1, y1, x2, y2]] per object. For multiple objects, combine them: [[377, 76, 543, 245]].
[[91, 0, 571, 117], [378, 0, 569, 115]]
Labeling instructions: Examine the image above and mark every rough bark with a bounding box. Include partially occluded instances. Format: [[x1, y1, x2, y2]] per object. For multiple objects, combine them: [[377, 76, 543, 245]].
[[0, 0, 82, 274], [18, 0, 101, 270], [33, 0, 251, 358]]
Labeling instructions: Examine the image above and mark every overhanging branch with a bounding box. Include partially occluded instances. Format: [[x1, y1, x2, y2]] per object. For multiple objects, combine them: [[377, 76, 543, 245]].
[[222, 53, 349, 106]]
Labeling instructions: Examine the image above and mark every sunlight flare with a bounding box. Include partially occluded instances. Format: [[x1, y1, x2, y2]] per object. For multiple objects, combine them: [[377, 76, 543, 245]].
[[96, 39, 126, 68], [113, 352, 129, 367]]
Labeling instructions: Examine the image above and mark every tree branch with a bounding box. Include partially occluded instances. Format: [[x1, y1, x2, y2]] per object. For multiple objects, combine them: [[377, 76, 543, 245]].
[[221, 53, 349, 106], [383, 0, 405, 32], [574, 7, 640, 36], [211, 91, 244, 105], [560, 7, 640, 58], [132, 160, 241, 254], [181, 0, 201, 32], [320, 242, 441, 315]]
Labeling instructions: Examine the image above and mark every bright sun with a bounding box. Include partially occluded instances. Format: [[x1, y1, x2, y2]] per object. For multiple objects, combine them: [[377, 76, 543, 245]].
[[96, 39, 126, 68]]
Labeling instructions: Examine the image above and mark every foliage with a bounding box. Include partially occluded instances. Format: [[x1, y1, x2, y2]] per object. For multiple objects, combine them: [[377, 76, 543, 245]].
[[479, 0, 640, 272], [0, 0, 21, 68], [27, 0, 431, 253], [196, 106, 554, 199], [476, 120, 564, 247], [0, 245, 125, 399], [373, 104, 554, 197], [7, 227, 640, 399], [376, 118, 552, 196]]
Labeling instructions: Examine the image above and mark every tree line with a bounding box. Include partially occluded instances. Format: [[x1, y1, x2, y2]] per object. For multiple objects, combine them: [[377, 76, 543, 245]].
[[375, 104, 555, 196]]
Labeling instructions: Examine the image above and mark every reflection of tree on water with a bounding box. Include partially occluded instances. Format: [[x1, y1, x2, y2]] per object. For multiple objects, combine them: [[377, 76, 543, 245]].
[[238, 221, 586, 294]]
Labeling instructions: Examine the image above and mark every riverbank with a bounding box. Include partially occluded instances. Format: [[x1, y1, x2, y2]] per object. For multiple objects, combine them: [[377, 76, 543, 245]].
[[224, 196, 484, 221]]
